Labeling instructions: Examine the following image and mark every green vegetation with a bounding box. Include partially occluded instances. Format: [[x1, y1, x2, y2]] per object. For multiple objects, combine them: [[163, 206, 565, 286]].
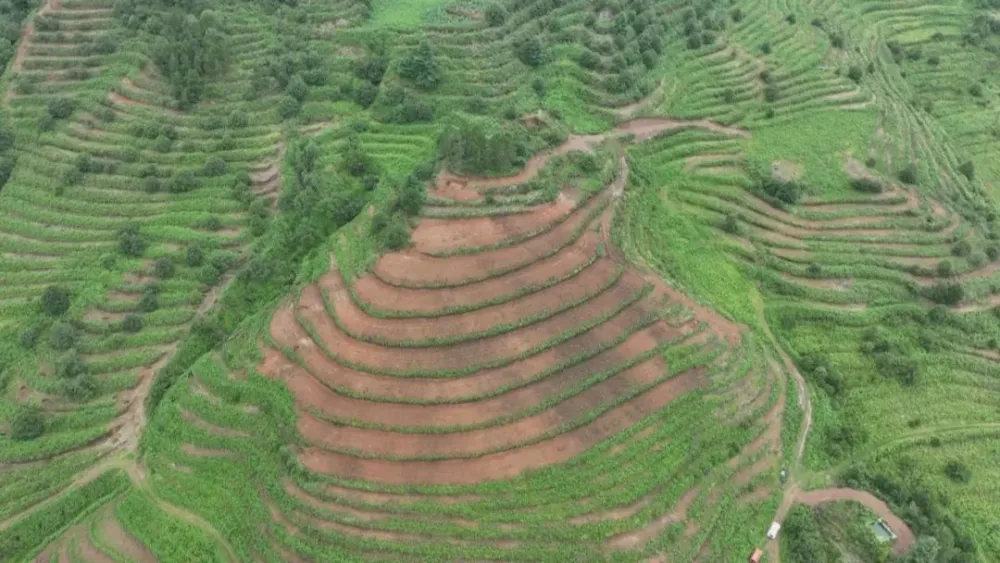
[[3, 0, 1000, 561]]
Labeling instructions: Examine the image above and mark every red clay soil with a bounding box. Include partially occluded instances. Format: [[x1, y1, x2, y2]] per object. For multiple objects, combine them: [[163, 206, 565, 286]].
[[298, 356, 681, 458], [796, 488, 915, 554], [298, 367, 704, 485], [264, 303, 674, 404], [98, 514, 157, 563], [353, 231, 600, 314], [266, 323, 684, 429], [607, 488, 700, 550], [323, 258, 620, 342], [412, 193, 576, 254], [373, 192, 608, 287], [294, 272, 647, 373], [737, 486, 773, 506]]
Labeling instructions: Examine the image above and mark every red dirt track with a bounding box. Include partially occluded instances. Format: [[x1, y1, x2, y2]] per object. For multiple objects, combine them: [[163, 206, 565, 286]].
[[259, 118, 749, 492]]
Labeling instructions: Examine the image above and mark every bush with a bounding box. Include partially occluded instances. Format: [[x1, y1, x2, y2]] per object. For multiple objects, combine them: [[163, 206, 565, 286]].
[[382, 219, 411, 250], [786, 13, 796, 24], [865, 156, 877, 168], [517, 37, 545, 67], [186, 245, 205, 267], [49, 322, 77, 351], [228, 109, 249, 128], [354, 83, 377, 108], [168, 170, 199, 193], [764, 85, 780, 102], [47, 98, 75, 119], [731, 8, 743, 22], [898, 165, 918, 185], [761, 41, 772, 54], [958, 160, 975, 181], [951, 240, 971, 257], [936, 260, 953, 277], [850, 178, 883, 193], [944, 461, 971, 483], [399, 40, 441, 90], [278, 95, 301, 119], [121, 314, 143, 333], [925, 282, 964, 305], [808, 263, 822, 276], [485, 4, 505, 27], [532, 77, 547, 98], [41, 286, 71, 316], [720, 214, 740, 234], [969, 83, 983, 97], [396, 175, 426, 216], [9, 405, 44, 441], [986, 246, 1000, 261], [139, 290, 159, 313], [847, 65, 864, 82], [202, 157, 226, 177], [19, 327, 40, 349], [54, 351, 87, 379], [286, 74, 308, 102], [153, 258, 175, 279]]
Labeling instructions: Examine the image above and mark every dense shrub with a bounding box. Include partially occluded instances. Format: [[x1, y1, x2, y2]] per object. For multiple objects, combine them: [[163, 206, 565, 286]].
[[485, 4, 505, 27], [439, 120, 529, 175], [202, 157, 226, 177], [168, 170, 199, 193], [186, 245, 205, 267], [850, 178, 883, 193], [958, 160, 975, 181], [154, 258, 175, 279], [19, 327, 40, 349], [47, 98, 75, 119], [9, 405, 44, 441], [899, 164, 918, 184], [847, 64, 864, 82], [951, 240, 971, 257], [41, 286, 71, 316], [122, 314, 143, 333], [782, 505, 839, 563], [925, 282, 964, 305], [944, 461, 972, 483], [517, 37, 546, 67], [395, 175, 426, 216], [49, 322, 77, 351], [286, 74, 308, 102], [278, 95, 301, 119], [398, 40, 441, 90], [54, 351, 87, 380]]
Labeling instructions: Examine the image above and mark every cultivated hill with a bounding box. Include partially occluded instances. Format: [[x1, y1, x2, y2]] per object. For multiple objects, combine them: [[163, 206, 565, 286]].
[[2, 0, 1000, 562]]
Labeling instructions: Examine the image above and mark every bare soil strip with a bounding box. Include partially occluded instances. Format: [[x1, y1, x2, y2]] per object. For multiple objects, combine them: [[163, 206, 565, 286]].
[[299, 368, 704, 485]]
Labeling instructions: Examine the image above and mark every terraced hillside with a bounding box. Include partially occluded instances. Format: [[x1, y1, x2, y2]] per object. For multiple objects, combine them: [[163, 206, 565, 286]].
[[4, 0, 1000, 561]]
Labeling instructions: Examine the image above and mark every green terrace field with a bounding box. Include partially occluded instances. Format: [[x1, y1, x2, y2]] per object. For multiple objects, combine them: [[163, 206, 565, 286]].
[[2, 0, 1000, 561]]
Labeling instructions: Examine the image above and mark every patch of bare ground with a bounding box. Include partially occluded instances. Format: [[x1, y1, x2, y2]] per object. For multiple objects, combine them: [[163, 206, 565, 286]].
[[412, 193, 576, 253], [83, 309, 126, 323], [268, 322, 686, 426], [326, 258, 623, 342], [299, 368, 704, 485], [374, 192, 609, 286], [606, 488, 699, 550], [98, 511, 156, 563], [295, 273, 650, 374], [355, 230, 599, 314]]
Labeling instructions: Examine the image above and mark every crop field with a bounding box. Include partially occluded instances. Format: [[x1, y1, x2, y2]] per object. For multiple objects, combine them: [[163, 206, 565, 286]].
[[2, 0, 1000, 561]]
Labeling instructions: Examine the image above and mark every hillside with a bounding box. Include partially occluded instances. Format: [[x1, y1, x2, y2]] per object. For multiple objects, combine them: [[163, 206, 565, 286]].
[[1, 0, 999, 561]]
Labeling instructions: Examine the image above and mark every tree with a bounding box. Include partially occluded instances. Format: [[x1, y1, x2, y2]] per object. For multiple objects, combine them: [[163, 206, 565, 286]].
[[41, 285, 70, 316], [944, 461, 972, 483], [49, 322, 77, 351], [958, 160, 975, 181], [847, 64, 864, 82], [899, 536, 940, 563], [899, 164, 918, 185], [398, 40, 441, 90], [168, 169, 199, 193], [485, 4, 505, 27], [278, 95, 301, 119], [154, 258, 175, 279], [47, 97, 75, 119], [354, 57, 388, 85], [396, 175, 426, 216], [10, 405, 44, 441], [150, 10, 228, 107], [117, 224, 147, 257], [186, 244, 205, 267], [286, 74, 309, 102], [517, 37, 545, 67], [925, 282, 964, 305], [202, 157, 226, 177], [579, 49, 599, 69], [122, 314, 143, 333], [54, 351, 87, 379]]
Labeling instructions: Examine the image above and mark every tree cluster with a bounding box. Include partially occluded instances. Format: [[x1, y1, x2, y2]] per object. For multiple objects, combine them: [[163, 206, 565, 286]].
[[439, 120, 529, 175]]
